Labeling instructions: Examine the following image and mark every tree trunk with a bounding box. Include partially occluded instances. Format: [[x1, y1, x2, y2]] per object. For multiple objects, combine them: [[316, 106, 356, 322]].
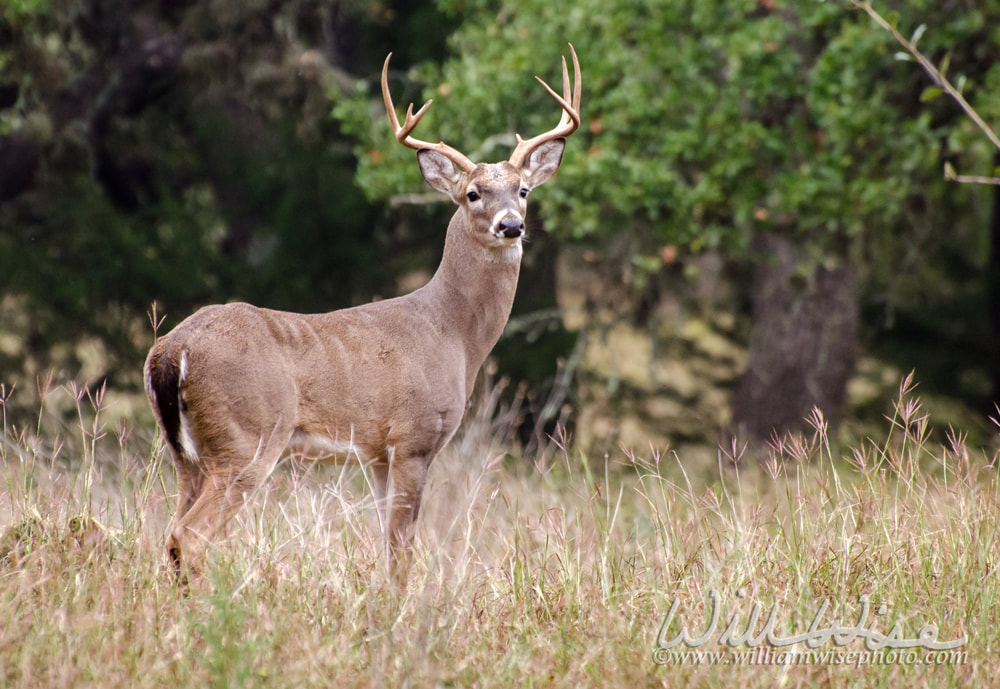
[[732, 233, 858, 443], [989, 150, 1000, 406], [0, 134, 40, 202]]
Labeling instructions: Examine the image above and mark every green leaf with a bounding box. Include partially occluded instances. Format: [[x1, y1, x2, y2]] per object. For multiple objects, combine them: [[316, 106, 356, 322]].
[[937, 51, 952, 79], [919, 86, 943, 103]]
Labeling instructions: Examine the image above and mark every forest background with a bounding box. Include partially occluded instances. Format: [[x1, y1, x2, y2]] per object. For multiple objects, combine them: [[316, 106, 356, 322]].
[[3, 0, 1000, 458]]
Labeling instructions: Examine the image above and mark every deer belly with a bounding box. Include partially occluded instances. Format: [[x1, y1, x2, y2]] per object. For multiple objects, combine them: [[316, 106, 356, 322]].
[[284, 429, 371, 464]]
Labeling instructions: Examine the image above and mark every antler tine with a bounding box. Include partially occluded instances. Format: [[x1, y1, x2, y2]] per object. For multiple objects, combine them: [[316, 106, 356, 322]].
[[572, 44, 581, 111], [561, 55, 571, 108], [509, 43, 582, 168], [381, 53, 476, 173]]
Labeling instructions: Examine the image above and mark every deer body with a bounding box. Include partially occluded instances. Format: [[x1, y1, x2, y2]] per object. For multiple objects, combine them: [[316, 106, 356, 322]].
[[145, 48, 580, 583]]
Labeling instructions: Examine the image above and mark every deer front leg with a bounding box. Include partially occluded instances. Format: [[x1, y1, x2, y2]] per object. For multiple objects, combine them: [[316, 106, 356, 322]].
[[383, 452, 431, 588], [368, 461, 391, 563]]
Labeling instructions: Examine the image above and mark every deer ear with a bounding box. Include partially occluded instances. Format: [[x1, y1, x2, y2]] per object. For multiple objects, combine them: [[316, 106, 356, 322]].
[[418, 149, 467, 200], [520, 138, 565, 187]]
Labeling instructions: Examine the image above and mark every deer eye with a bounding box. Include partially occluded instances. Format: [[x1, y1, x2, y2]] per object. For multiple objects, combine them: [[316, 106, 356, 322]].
[[519, 187, 530, 199], [466, 190, 480, 202]]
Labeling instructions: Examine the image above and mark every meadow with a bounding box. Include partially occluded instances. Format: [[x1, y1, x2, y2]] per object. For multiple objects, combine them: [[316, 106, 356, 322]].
[[0, 375, 995, 688]]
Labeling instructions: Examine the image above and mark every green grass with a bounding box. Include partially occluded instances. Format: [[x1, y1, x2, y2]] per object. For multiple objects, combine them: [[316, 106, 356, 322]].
[[0, 375, 995, 688]]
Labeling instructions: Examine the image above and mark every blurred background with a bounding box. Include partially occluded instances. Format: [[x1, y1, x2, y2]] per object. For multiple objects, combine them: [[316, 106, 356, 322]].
[[2, 0, 999, 460]]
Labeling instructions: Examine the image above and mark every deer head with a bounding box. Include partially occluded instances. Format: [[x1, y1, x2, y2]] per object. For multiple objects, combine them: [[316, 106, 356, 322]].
[[381, 45, 581, 252]]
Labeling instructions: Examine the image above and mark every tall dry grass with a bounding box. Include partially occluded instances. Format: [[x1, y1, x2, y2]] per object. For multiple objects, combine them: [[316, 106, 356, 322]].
[[0, 373, 995, 687]]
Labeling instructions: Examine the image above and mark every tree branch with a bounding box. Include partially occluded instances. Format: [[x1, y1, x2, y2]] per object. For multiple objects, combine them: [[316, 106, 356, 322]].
[[944, 163, 1000, 186], [389, 192, 448, 208], [848, 0, 1000, 183]]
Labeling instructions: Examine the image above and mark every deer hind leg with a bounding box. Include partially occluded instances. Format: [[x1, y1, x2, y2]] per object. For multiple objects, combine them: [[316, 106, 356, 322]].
[[165, 454, 204, 572], [165, 427, 291, 579]]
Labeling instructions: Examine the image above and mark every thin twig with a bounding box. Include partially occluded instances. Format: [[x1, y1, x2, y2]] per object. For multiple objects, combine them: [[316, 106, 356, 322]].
[[944, 164, 1000, 186], [849, 0, 1000, 182], [949, 176, 1000, 186], [469, 132, 517, 162], [389, 192, 448, 208]]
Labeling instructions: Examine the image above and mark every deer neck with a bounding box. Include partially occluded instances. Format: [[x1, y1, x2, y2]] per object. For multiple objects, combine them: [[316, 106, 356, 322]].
[[422, 210, 521, 381]]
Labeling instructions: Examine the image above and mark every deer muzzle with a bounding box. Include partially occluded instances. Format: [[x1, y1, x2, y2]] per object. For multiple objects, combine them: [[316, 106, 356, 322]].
[[498, 217, 525, 239]]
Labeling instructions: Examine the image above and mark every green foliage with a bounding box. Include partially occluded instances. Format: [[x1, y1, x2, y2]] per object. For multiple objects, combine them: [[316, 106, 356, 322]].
[[0, 0, 451, 381], [0, 0, 48, 23], [331, 0, 1000, 405], [0, 176, 221, 345], [340, 0, 998, 258]]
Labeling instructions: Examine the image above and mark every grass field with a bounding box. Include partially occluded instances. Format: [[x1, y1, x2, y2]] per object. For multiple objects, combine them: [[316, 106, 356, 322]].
[[0, 375, 995, 688]]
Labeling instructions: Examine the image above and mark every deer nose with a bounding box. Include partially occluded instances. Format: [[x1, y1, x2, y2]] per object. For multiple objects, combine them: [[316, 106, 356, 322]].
[[499, 218, 524, 238]]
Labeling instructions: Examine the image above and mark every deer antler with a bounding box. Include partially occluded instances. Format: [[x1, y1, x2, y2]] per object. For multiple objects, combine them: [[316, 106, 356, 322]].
[[381, 54, 476, 173], [508, 43, 582, 169]]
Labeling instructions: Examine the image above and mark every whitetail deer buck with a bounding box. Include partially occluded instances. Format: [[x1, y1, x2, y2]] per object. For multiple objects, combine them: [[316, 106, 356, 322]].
[[144, 45, 581, 584]]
